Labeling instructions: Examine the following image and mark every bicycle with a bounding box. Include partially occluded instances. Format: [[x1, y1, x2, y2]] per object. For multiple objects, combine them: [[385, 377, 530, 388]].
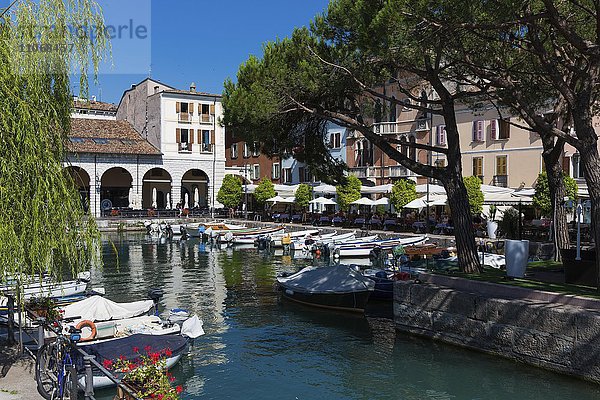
[[35, 316, 82, 400]]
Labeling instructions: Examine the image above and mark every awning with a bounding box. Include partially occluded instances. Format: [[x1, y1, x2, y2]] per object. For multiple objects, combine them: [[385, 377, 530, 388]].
[[361, 184, 393, 194]]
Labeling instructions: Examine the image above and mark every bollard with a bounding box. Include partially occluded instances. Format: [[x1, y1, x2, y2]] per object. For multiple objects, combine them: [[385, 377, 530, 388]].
[[69, 364, 78, 399], [83, 355, 95, 399], [37, 318, 45, 350]]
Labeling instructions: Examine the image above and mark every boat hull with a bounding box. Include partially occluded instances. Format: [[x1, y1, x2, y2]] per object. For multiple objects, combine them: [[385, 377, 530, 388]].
[[279, 285, 372, 312], [335, 236, 428, 258]]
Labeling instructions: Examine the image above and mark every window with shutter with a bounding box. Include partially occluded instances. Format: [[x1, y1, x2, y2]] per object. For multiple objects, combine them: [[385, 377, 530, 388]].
[[473, 120, 484, 141], [562, 156, 570, 175], [189, 129, 194, 144], [176, 128, 181, 143], [299, 167, 305, 182], [188, 103, 194, 114], [472, 157, 483, 179], [210, 130, 215, 147], [496, 155, 507, 175], [209, 104, 215, 114], [499, 120, 510, 139], [254, 164, 260, 180], [243, 143, 250, 158], [176, 102, 180, 113], [490, 120, 498, 140], [231, 143, 238, 159]]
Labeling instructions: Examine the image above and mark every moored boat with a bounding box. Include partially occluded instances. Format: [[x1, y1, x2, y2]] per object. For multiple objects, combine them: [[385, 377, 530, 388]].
[[276, 265, 375, 312], [331, 235, 428, 258]]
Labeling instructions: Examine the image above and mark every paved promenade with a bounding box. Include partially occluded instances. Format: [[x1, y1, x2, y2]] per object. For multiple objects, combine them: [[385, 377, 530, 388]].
[[0, 345, 41, 400]]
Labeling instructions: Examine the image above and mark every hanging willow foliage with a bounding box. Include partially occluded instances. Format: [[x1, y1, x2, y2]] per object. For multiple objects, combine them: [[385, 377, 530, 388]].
[[0, 0, 109, 292]]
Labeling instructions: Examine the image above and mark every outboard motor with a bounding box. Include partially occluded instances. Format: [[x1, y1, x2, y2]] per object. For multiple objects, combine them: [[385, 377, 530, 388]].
[[223, 231, 234, 243], [257, 235, 269, 250], [147, 288, 164, 316], [180, 226, 188, 240], [369, 246, 385, 268]]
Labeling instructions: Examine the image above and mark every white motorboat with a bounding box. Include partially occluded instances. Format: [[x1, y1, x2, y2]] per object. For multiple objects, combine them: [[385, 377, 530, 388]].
[[230, 226, 286, 244], [290, 231, 355, 252], [331, 236, 428, 258], [269, 229, 320, 247], [0, 277, 88, 300]]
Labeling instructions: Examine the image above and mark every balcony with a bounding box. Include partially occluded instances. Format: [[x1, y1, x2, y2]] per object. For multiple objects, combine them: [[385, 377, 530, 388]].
[[200, 143, 214, 153], [372, 119, 430, 135], [388, 165, 416, 178], [199, 114, 214, 124], [349, 166, 375, 178], [178, 142, 193, 152], [493, 175, 508, 187], [178, 112, 191, 123]]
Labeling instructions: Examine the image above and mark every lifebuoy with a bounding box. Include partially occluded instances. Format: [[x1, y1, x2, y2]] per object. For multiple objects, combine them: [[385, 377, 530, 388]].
[[75, 320, 97, 342]]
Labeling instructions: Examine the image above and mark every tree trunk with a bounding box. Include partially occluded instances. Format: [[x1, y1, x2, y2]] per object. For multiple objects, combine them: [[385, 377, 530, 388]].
[[443, 172, 482, 273], [579, 144, 600, 288], [541, 138, 570, 252]]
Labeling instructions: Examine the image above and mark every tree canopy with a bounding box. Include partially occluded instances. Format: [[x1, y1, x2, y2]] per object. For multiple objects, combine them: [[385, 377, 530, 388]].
[[390, 179, 417, 212], [294, 183, 313, 209], [253, 178, 276, 206], [336, 175, 362, 211], [463, 177, 484, 215], [217, 175, 243, 209], [533, 172, 578, 217], [0, 0, 108, 288]]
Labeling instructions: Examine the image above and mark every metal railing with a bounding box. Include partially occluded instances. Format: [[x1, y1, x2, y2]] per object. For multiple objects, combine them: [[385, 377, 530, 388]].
[[2, 296, 140, 400]]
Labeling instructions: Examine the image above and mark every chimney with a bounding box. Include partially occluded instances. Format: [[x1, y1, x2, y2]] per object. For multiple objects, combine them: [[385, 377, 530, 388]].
[[190, 82, 196, 92], [154, 85, 159, 94]]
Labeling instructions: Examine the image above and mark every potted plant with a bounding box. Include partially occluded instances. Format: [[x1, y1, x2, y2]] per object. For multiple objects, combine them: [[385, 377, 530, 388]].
[[24, 297, 60, 321], [107, 346, 182, 400]]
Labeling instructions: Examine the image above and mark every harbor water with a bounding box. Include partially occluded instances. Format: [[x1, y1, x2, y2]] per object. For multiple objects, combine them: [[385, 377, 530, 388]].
[[93, 233, 600, 400]]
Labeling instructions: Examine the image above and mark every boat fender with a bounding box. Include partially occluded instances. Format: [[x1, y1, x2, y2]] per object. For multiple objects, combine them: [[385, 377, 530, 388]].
[[75, 320, 97, 341], [281, 235, 291, 245]]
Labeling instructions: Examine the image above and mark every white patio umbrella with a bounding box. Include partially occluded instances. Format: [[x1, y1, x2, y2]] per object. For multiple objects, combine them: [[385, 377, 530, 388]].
[[184, 193, 189, 209], [128, 189, 134, 208], [309, 196, 337, 205], [372, 197, 389, 206], [351, 197, 376, 206], [151, 187, 157, 208], [166, 193, 171, 209], [280, 196, 296, 203], [267, 195, 287, 203], [403, 198, 428, 210], [427, 195, 447, 206], [194, 187, 200, 207]]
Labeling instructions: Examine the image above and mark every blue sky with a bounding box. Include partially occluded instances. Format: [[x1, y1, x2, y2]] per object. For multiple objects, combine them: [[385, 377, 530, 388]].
[[80, 0, 330, 104]]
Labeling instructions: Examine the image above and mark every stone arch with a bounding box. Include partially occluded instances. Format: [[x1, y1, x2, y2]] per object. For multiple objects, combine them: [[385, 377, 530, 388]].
[[64, 166, 90, 211], [142, 168, 172, 209], [101, 167, 133, 209], [181, 169, 209, 209]]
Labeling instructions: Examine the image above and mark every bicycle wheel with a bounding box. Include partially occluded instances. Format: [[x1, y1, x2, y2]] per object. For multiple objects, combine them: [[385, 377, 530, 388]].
[[35, 342, 59, 400]]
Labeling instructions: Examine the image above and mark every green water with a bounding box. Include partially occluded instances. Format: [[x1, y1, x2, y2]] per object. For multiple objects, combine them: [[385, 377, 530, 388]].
[[93, 233, 600, 400]]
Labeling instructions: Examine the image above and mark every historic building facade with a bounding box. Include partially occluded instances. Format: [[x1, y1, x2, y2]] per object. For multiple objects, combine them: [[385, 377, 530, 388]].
[[65, 78, 226, 217]]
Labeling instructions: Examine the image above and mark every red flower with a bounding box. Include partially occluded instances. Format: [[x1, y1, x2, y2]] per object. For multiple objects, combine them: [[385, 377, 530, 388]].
[[128, 363, 136, 370], [169, 376, 175, 382], [164, 348, 172, 357], [119, 355, 126, 361], [157, 395, 164, 400], [176, 386, 183, 394], [132, 346, 139, 353], [144, 345, 152, 353], [102, 359, 112, 369]]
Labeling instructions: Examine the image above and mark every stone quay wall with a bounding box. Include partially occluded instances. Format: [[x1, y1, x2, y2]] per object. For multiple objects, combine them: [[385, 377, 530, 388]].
[[394, 277, 600, 383]]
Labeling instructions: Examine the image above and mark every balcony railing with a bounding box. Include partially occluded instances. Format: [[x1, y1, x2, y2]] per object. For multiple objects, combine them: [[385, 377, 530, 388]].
[[372, 119, 430, 135], [493, 175, 508, 187], [388, 165, 416, 178], [200, 143, 214, 153], [178, 112, 191, 123], [178, 142, 192, 152], [199, 114, 214, 123]]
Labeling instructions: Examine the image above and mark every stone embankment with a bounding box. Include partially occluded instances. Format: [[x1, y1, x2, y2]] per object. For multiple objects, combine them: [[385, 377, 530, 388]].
[[394, 274, 600, 383]]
